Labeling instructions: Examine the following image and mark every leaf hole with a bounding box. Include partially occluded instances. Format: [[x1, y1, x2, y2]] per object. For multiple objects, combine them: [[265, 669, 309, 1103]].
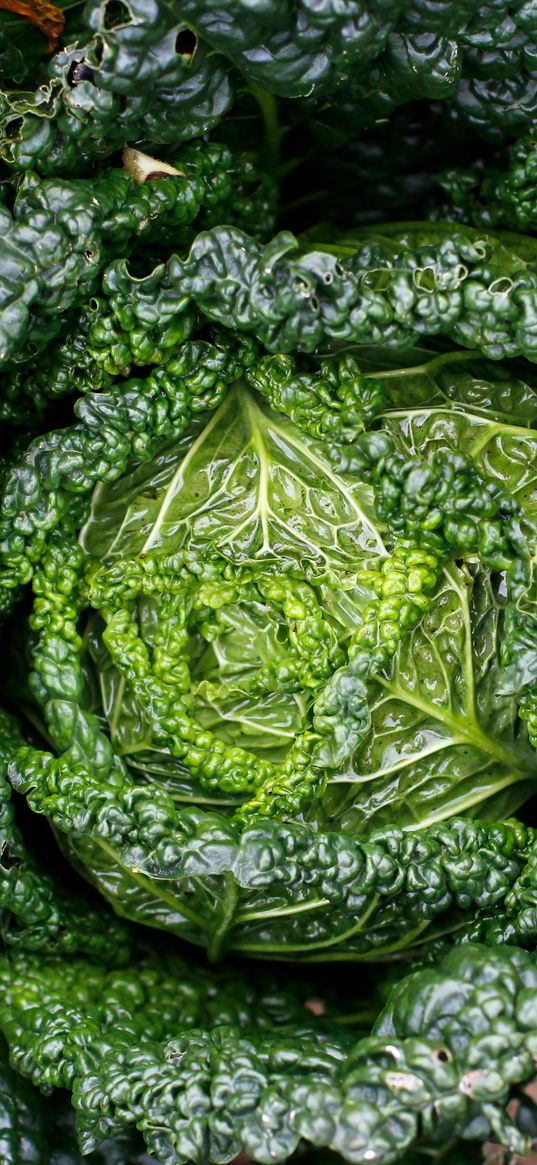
[[361, 267, 392, 291], [175, 28, 197, 57], [6, 117, 23, 138], [103, 0, 132, 29], [489, 277, 513, 295], [323, 271, 334, 285], [68, 60, 95, 86], [0, 844, 20, 871], [434, 1048, 451, 1063], [414, 266, 436, 293]]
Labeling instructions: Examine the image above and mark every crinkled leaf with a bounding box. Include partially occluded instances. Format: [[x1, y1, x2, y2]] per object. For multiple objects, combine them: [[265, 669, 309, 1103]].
[[0, 945, 536, 1163], [319, 563, 536, 834], [80, 384, 386, 574], [377, 349, 537, 538]]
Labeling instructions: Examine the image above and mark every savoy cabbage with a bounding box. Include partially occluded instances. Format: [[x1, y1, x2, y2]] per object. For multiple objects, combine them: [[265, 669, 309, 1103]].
[[0, 1, 536, 1163]]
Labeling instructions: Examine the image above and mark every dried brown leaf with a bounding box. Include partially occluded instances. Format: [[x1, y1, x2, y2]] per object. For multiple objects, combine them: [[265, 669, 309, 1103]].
[[0, 0, 64, 50]]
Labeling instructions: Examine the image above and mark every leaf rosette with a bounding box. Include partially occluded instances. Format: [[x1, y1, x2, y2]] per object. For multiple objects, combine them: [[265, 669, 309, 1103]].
[[5, 349, 537, 959]]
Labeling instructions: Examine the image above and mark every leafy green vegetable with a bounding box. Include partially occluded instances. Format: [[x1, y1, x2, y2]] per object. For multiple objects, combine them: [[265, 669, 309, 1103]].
[[7, 210, 537, 381], [0, 1035, 156, 1165], [0, 0, 232, 175], [1, 11, 537, 1164], [0, 142, 275, 369], [320, 562, 535, 833], [377, 345, 537, 758], [0, 333, 258, 600], [0, 943, 535, 1163], [318, 49, 537, 142], [79, 379, 385, 570], [59, 222, 537, 368], [2, 344, 535, 958], [0, 705, 132, 960], [435, 130, 537, 233], [4, 0, 535, 185], [0, 25, 24, 82]]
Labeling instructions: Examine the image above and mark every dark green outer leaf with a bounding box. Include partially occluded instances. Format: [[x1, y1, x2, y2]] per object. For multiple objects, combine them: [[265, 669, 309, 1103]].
[[0, 1034, 157, 1165], [0, 944, 536, 1163], [0, 706, 132, 963], [100, 224, 537, 363], [13, 779, 537, 960], [0, 0, 233, 176]]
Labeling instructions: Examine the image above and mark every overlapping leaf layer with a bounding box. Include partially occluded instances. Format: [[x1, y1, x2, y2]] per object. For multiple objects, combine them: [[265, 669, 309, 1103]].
[[1, 2, 537, 1162]]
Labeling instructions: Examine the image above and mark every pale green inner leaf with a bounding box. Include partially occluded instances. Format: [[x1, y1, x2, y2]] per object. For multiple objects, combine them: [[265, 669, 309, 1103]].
[[80, 383, 387, 574], [316, 564, 536, 834]]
